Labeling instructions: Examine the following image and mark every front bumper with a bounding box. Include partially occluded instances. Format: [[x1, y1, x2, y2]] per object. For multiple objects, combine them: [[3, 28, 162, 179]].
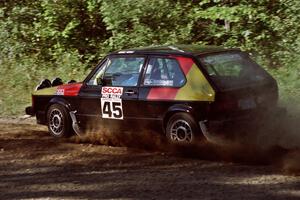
[[25, 106, 35, 116]]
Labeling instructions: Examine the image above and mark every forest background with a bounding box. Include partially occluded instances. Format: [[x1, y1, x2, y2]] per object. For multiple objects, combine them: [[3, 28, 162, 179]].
[[0, 0, 299, 115]]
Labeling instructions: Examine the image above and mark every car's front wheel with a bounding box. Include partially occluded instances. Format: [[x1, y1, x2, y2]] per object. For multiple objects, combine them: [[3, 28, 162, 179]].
[[166, 113, 200, 145], [47, 104, 72, 138]]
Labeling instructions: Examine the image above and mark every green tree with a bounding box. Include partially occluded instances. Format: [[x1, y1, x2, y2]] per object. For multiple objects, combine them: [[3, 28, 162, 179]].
[[0, 0, 300, 115]]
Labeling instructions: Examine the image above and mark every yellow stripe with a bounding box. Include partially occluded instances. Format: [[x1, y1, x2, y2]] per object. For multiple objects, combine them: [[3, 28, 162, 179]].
[[175, 64, 215, 101], [32, 87, 57, 96]]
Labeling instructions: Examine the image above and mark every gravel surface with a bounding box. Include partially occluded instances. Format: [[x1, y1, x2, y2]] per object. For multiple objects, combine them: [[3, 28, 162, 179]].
[[0, 118, 299, 200]]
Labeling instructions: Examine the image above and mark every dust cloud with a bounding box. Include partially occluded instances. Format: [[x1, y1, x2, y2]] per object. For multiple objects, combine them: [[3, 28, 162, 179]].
[[203, 106, 300, 175], [69, 122, 166, 151], [70, 107, 300, 175]]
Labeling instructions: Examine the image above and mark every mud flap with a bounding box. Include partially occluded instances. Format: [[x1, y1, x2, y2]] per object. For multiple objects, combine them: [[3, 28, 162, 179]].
[[69, 111, 82, 137], [199, 120, 227, 145]]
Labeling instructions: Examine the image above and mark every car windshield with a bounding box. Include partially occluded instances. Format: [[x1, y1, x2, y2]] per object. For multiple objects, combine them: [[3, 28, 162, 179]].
[[198, 52, 270, 90]]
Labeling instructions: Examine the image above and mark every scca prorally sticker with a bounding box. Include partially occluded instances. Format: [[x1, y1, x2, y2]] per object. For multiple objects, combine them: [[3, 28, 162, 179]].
[[101, 87, 123, 120], [56, 89, 64, 95]]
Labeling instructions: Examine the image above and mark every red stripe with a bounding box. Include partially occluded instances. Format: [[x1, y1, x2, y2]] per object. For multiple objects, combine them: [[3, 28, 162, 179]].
[[172, 56, 194, 75], [147, 88, 179, 100], [57, 83, 82, 96]]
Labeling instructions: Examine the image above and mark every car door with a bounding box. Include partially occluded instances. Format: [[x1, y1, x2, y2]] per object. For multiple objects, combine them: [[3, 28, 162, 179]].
[[77, 55, 145, 129], [138, 56, 186, 122]]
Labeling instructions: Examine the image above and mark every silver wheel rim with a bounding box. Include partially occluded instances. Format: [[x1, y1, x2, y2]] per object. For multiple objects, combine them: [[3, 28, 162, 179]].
[[170, 119, 193, 143], [49, 108, 64, 136]]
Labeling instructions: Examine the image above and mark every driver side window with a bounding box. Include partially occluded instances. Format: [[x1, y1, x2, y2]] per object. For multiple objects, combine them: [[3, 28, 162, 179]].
[[87, 59, 109, 86], [87, 56, 145, 86]]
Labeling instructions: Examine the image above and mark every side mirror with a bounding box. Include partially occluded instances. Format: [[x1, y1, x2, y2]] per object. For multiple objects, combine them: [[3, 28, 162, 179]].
[[101, 76, 112, 86], [96, 77, 103, 85], [90, 76, 112, 86]]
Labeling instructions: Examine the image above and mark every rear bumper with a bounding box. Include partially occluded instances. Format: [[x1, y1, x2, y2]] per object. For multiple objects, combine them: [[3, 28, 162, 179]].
[[25, 106, 35, 116], [199, 107, 286, 141]]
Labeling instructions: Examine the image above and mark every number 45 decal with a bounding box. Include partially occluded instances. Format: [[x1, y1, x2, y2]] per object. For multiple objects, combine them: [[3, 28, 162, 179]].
[[101, 99, 123, 120]]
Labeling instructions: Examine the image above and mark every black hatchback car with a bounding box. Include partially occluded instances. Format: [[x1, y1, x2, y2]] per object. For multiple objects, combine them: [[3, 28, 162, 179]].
[[26, 45, 281, 145]]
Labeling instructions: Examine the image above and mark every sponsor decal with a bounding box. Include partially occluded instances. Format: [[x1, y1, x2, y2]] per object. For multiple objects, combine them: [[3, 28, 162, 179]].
[[101, 87, 123, 98], [56, 89, 64, 95], [144, 79, 174, 86], [118, 50, 134, 54], [56, 83, 82, 96], [101, 87, 124, 120]]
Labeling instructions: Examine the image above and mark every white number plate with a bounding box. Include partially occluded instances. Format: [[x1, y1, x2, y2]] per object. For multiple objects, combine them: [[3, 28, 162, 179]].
[[238, 98, 256, 110], [101, 87, 124, 120]]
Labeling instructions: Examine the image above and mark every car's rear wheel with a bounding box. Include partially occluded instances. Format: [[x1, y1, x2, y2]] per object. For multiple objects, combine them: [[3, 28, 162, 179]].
[[47, 104, 72, 138], [166, 113, 200, 145]]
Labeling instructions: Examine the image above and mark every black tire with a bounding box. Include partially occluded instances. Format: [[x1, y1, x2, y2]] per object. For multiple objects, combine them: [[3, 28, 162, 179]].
[[47, 104, 72, 138], [166, 113, 200, 145]]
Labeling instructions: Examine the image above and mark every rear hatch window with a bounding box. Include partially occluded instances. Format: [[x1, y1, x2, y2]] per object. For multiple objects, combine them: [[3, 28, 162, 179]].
[[198, 52, 271, 91]]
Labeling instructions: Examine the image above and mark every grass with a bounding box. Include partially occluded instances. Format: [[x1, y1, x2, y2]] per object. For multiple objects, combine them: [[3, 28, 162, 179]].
[[0, 54, 88, 116]]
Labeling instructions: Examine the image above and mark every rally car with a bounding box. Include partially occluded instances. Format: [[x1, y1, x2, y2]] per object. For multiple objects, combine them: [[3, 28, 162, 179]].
[[26, 45, 281, 145]]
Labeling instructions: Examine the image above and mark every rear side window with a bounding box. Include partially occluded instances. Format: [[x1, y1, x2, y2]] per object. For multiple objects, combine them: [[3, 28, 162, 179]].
[[199, 52, 270, 90], [143, 57, 185, 87], [201, 53, 245, 77]]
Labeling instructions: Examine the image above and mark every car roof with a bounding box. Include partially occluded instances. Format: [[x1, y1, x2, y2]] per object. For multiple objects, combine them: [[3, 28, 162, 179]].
[[110, 45, 240, 57]]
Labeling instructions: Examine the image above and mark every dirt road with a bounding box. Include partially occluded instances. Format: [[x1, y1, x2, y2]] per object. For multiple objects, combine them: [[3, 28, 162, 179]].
[[0, 119, 299, 200]]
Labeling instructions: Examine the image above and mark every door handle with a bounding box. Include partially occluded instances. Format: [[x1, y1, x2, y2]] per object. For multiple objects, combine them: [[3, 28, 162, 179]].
[[125, 90, 136, 95]]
